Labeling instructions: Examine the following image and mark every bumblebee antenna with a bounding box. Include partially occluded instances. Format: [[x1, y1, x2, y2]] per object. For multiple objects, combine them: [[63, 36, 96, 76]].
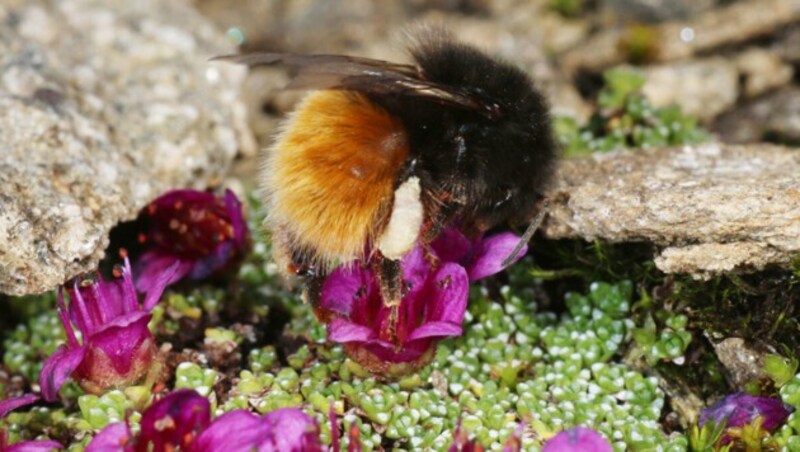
[[501, 199, 549, 267]]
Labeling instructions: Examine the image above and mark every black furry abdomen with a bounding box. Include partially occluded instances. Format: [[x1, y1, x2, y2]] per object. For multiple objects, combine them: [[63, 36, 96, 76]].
[[384, 33, 557, 234]]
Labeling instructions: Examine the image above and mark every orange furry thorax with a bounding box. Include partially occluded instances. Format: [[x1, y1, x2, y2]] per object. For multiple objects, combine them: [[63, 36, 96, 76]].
[[261, 91, 410, 270]]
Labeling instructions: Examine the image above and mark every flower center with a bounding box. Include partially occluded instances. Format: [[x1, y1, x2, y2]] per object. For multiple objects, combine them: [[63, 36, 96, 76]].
[[145, 198, 235, 259]]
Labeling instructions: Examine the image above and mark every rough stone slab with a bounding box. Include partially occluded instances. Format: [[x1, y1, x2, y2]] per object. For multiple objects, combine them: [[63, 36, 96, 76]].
[[712, 86, 800, 145], [562, 0, 800, 73], [543, 144, 800, 277], [0, 0, 253, 296]]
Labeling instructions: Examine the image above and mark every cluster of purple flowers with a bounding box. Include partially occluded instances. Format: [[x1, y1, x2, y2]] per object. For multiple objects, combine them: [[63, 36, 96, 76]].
[[87, 389, 321, 452], [35, 189, 250, 402]]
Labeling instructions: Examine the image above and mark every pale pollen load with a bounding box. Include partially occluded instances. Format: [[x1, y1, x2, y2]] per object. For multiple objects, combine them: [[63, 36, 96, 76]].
[[262, 90, 411, 269]]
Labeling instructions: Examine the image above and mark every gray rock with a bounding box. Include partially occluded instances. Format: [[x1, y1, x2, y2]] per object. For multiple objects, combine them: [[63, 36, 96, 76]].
[[543, 144, 800, 277], [734, 48, 795, 99], [638, 49, 793, 122], [712, 86, 800, 144], [600, 0, 716, 23], [709, 337, 771, 390], [562, 0, 800, 73], [641, 58, 739, 121], [0, 0, 253, 296]]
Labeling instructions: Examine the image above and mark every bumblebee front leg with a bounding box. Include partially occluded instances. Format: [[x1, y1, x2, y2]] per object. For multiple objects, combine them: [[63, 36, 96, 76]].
[[373, 256, 403, 343]]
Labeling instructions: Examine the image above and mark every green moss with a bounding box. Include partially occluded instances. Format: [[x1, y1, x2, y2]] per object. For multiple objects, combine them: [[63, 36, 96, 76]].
[[3, 309, 65, 383], [548, 0, 584, 17], [555, 68, 709, 156]]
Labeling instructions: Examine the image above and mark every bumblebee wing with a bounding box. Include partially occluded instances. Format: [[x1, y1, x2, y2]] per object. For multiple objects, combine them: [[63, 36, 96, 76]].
[[212, 52, 420, 76], [214, 52, 488, 113]]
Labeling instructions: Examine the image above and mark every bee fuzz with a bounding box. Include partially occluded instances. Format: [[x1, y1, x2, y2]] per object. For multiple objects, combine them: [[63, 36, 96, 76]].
[[377, 177, 423, 260]]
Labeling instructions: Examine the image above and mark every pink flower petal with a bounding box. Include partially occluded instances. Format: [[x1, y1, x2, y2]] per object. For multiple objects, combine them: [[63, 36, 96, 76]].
[[139, 389, 210, 451], [6, 440, 63, 452], [141, 259, 185, 311], [135, 248, 193, 300], [542, 427, 612, 452], [39, 345, 87, 402], [425, 263, 469, 325], [431, 227, 472, 262], [0, 394, 40, 418], [320, 265, 369, 316], [260, 408, 322, 452], [700, 392, 791, 432], [224, 189, 249, 247], [328, 318, 375, 343], [86, 422, 133, 452], [401, 246, 431, 301], [189, 410, 264, 452], [466, 232, 527, 281], [85, 312, 152, 375], [408, 321, 462, 341]]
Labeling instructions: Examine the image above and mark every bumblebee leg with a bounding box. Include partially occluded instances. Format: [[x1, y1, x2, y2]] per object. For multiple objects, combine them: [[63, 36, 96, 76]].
[[373, 257, 403, 343], [501, 197, 549, 267]]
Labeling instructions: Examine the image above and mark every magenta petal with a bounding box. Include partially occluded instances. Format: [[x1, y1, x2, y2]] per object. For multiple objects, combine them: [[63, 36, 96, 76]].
[[190, 242, 234, 280], [139, 389, 211, 451], [135, 251, 191, 296], [425, 263, 469, 325], [88, 312, 152, 375], [431, 227, 472, 262], [190, 410, 264, 452], [260, 408, 322, 452], [408, 321, 462, 340], [0, 393, 40, 418], [39, 345, 87, 402], [466, 232, 527, 281], [224, 189, 249, 247], [700, 393, 792, 431], [542, 427, 612, 452], [319, 265, 367, 316], [328, 318, 374, 343], [401, 246, 431, 300], [86, 422, 133, 452], [141, 259, 185, 311], [6, 440, 63, 452], [90, 278, 127, 320]]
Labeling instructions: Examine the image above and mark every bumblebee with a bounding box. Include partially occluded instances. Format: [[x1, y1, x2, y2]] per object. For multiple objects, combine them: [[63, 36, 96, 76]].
[[219, 29, 556, 305]]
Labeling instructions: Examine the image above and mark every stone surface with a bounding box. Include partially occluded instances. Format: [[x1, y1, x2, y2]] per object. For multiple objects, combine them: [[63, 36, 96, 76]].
[[712, 86, 800, 145], [562, 0, 800, 73], [641, 58, 738, 121], [543, 144, 800, 277], [600, 0, 716, 23], [709, 337, 771, 390], [0, 0, 253, 296], [734, 48, 795, 99]]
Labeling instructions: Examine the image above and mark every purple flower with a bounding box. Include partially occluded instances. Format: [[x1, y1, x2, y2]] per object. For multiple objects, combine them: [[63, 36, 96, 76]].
[[134, 189, 249, 292], [87, 389, 322, 452], [542, 427, 612, 452], [0, 394, 40, 418], [699, 392, 791, 432], [319, 227, 527, 376], [39, 257, 177, 401], [0, 395, 62, 451], [0, 432, 62, 452]]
